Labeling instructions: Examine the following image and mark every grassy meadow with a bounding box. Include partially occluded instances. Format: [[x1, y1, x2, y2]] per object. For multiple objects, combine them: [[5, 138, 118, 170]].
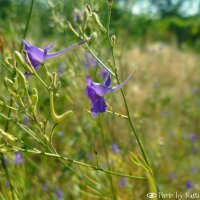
[[0, 0, 200, 199]]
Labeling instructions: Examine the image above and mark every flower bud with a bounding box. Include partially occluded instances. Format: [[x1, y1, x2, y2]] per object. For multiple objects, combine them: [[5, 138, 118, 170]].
[[32, 88, 38, 106], [13, 76, 18, 91], [90, 32, 98, 42], [51, 72, 57, 88], [32, 88, 38, 116], [107, 60, 113, 68], [86, 4, 92, 15], [67, 22, 80, 38], [84, 8, 90, 21], [15, 51, 34, 74], [92, 13, 106, 33], [111, 35, 116, 46]]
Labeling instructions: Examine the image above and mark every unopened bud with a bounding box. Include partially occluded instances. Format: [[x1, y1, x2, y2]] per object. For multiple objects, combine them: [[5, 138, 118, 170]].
[[86, 4, 92, 14], [13, 76, 18, 91], [84, 8, 90, 21], [67, 22, 80, 38], [92, 13, 106, 33], [111, 35, 116, 46], [107, 60, 113, 68], [32, 88, 38, 116], [51, 72, 57, 88], [32, 88, 38, 106], [15, 51, 34, 74], [90, 32, 98, 42]]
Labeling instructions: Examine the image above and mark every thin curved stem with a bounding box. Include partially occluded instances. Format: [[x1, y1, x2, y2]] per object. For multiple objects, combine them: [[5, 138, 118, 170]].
[[20, 0, 35, 52], [106, 1, 150, 166], [105, 3, 164, 199], [15, 147, 146, 180]]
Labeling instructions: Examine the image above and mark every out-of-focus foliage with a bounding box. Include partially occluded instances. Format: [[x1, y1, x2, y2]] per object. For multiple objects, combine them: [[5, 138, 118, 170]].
[[0, 0, 200, 199], [0, 0, 200, 50]]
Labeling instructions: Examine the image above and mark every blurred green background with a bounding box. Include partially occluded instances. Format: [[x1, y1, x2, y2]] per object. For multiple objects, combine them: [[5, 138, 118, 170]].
[[0, 0, 200, 199]]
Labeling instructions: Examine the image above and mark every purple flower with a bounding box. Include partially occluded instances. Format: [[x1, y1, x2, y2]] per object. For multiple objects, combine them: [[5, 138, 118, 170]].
[[192, 146, 198, 154], [101, 69, 109, 81], [86, 73, 132, 116], [23, 115, 29, 126], [55, 188, 63, 200], [191, 133, 198, 142], [190, 166, 198, 173], [73, 9, 84, 21], [168, 172, 175, 180], [5, 181, 10, 188], [84, 52, 97, 68], [119, 177, 127, 188], [57, 64, 65, 76], [112, 144, 120, 153], [186, 181, 193, 189], [43, 184, 48, 191], [22, 39, 85, 74], [14, 152, 24, 165]]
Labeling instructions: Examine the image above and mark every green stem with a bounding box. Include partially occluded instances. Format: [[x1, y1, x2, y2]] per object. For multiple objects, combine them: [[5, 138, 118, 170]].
[[33, 70, 49, 89], [1, 1, 35, 198], [20, 0, 35, 52], [98, 116, 116, 199], [85, 44, 115, 77], [49, 123, 57, 153], [0, 113, 46, 148], [0, 60, 13, 75], [0, 153, 16, 200], [106, 3, 163, 199], [106, 1, 150, 166], [119, 84, 150, 165], [15, 147, 146, 180]]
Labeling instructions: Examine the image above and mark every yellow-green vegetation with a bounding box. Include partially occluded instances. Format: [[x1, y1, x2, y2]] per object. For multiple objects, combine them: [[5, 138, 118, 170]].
[[0, 0, 200, 199]]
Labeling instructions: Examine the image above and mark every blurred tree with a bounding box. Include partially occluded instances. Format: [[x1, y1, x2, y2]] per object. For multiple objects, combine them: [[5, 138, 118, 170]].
[[0, 0, 12, 19], [148, 0, 183, 17], [143, 0, 200, 18]]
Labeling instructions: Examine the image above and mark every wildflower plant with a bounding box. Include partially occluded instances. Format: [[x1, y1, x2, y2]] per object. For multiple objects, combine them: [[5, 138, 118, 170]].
[[0, 0, 164, 199]]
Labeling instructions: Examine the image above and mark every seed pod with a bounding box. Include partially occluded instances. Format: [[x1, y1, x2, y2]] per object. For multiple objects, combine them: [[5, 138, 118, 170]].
[[32, 88, 38, 106], [50, 91, 73, 124], [32, 88, 38, 116], [51, 72, 57, 88], [13, 76, 18, 91]]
